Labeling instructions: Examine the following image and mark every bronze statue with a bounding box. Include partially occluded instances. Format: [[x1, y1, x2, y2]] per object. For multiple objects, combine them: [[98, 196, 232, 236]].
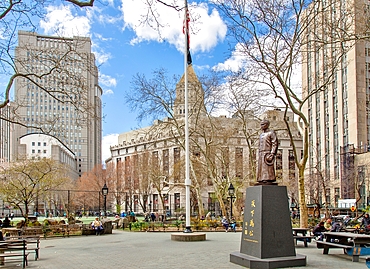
[[256, 120, 278, 184]]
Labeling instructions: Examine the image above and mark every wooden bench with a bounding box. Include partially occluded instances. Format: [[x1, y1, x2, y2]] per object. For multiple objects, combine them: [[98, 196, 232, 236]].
[[65, 224, 82, 237], [21, 227, 43, 237], [82, 224, 95, 235], [43, 224, 68, 238], [0, 239, 30, 268], [0, 252, 30, 268], [24, 236, 40, 261], [293, 235, 314, 247], [5, 236, 41, 261]]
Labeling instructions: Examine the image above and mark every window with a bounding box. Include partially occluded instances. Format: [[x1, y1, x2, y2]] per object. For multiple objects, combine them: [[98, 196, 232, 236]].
[[174, 193, 180, 210], [32, 149, 35, 153], [43, 150, 47, 154], [32, 142, 35, 146], [173, 147, 181, 183], [235, 147, 243, 178], [43, 142, 47, 146]]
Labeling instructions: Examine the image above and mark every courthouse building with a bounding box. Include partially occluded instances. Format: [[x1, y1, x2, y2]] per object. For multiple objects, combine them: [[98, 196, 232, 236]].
[[108, 65, 303, 216]]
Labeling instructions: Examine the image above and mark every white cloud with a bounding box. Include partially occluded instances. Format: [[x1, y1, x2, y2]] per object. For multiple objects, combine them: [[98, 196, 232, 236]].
[[94, 33, 113, 42], [102, 133, 119, 162], [213, 43, 245, 72], [97, 13, 121, 25], [93, 49, 111, 65], [103, 89, 114, 95], [120, 1, 227, 54], [215, 42, 302, 95], [100, 74, 117, 87], [40, 5, 91, 37]]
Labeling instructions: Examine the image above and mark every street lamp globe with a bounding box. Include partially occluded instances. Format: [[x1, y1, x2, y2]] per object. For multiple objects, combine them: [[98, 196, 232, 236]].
[[228, 183, 235, 219], [228, 183, 235, 196], [102, 183, 108, 196], [102, 183, 108, 217]]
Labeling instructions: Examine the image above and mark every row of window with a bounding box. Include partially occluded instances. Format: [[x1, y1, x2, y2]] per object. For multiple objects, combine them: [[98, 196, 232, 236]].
[[32, 142, 47, 147], [32, 149, 47, 154]]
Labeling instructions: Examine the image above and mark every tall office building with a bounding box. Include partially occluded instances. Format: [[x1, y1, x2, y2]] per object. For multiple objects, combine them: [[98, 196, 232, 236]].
[[12, 31, 102, 176], [302, 0, 369, 204], [0, 103, 12, 163]]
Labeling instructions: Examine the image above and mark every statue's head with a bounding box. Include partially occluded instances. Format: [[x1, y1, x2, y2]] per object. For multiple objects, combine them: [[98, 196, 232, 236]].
[[260, 119, 270, 129]]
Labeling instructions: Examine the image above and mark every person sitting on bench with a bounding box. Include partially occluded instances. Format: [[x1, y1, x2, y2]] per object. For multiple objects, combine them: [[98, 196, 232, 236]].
[[92, 218, 103, 236], [313, 221, 326, 241]]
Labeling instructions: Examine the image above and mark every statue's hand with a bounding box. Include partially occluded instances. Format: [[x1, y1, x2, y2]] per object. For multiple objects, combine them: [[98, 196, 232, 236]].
[[266, 153, 274, 162]]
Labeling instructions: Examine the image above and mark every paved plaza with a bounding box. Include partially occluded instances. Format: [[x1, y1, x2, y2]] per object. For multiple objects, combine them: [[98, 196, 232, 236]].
[[21, 230, 369, 269]]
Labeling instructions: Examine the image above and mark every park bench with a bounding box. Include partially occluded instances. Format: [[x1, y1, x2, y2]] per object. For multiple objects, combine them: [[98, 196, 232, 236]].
[[81, 221, 112, 235], [82, 224, 96, 235], [43, 224, 68, 238], [65, 224, 82, 236], [23, 236, 40, 261], [0, 252, 30, 268], [4, 235, 41, 261], [0, 239, 31, 268], [21, 227, 43, 237]]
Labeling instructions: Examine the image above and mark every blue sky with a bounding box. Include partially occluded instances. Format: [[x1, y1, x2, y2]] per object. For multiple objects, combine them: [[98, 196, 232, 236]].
[[17, 0, 246, 161]]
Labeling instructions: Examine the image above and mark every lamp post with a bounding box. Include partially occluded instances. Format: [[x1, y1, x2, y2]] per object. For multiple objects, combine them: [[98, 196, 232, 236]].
[[228, 183, 235, 218], [102, 183, 108, 218]]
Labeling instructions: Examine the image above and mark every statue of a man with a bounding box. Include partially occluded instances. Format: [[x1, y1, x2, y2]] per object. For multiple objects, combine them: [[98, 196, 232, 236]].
[[256, 120, 278, 184]]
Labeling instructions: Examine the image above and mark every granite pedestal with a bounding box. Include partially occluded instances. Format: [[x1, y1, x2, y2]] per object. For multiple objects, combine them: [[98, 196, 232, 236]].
[[171, 232, 206, 241], [230, 185, 306, 268]]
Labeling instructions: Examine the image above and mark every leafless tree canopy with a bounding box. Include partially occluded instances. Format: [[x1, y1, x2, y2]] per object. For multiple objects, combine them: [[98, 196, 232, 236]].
[[212, 0, 370, 227], [126, 68, 226, 124]]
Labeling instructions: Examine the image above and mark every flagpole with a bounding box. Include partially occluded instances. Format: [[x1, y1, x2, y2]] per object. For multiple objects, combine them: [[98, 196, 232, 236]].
[[183, 0, 192, 233]]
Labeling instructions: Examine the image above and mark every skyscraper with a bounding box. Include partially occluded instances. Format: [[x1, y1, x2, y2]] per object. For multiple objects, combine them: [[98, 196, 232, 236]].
[[0, 103, 12, 163], [12, 31, 102, 176], [302, 0, 369, 203]]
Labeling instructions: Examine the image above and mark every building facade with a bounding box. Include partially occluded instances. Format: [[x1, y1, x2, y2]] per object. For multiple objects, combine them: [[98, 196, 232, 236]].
[[302, 0, 370, 207], [18, 133, 78, 180], [0, 103, 12, 163], [107, 65, 303, 216], [12, 31, 102, 176]]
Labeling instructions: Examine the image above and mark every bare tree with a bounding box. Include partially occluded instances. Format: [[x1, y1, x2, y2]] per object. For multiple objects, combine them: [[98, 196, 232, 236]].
[[213, 0, 369, 227], [126, 67, 257, 218], [74, 164, 106, 214], [105, 161, 125, 214]]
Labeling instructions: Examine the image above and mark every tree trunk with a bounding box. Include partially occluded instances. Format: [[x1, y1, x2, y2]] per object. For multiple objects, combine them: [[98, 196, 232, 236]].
[[298, 166, 308, 228], [195, 187, 205, 218], [24, 201, 29, 224]]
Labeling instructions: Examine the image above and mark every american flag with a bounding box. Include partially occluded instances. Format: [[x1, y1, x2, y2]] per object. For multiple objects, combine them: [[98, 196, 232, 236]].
[[183, 8, 192, 65]]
